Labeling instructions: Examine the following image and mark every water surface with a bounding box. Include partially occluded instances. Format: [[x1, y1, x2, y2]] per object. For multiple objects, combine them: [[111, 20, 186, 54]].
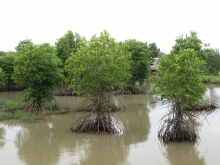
[[0, 84, 220, 165]]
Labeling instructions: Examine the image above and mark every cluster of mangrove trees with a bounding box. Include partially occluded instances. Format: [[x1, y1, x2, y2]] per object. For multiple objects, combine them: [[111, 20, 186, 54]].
[[0, 30, 219, 143]]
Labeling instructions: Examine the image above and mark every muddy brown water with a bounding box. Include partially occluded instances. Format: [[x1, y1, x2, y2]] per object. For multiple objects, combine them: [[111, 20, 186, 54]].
[[0, 83, 220, 165]]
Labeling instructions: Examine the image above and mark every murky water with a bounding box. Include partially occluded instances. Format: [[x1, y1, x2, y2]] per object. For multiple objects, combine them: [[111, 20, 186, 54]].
[[0, 83, 220, 165]]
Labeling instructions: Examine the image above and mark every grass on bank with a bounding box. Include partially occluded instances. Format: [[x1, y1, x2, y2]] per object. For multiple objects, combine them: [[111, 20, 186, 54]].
[[0, 100, 68, 122], [150, 75, 220, 84], [201, 75, 220, 84], [0, 110, 43, 121], [0, 109, 68, 122]]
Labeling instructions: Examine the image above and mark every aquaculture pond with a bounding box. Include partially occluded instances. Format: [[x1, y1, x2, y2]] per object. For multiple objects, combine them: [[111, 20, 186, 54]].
[[0, 82, 220, 165]]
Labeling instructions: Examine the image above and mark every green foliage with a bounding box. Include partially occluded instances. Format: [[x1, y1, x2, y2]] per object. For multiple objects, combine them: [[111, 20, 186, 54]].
[[148, 43, 160, 58], [15, 39, 33, 52], [0, 51, 6, 56], [13, 42, 63, 107], [171, 31, 208, 62], [55, 31, 86, 65], [0, 68, 5, 87], [66, 30, 131, 96], [150, 49, 206, 109], [3, 100, 18, 111], [0, 52, 16, 89], [125, 39, 151, 85], [205, 49, 220, 75]]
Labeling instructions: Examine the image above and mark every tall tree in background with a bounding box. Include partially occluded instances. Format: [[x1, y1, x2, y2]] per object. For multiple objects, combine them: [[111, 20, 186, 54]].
[[15, 39, 33, 52], [13, 43, 63, 111], [0, 51, 6, 56], [0, 52, 16, 90], [66, 30, 131, 133], [55, 31, 86, 67], [205, 48, 220, 75], [117, 39, 151, 94], [0, 68, 5, 87], [171, 31, 208, 61], [54, 31, 87, 95], [148, 43, 160, 58]]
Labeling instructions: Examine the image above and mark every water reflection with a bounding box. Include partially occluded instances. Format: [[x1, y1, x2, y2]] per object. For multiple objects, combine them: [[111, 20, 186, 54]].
[[76, 94, 152, 165], [14, 122, 61, 165], [204, 84, 220, 102], [0, 91, 24, 103], [162, 142, 206, 165], [78, 135, 129, 165], [0, 126, 6, 148], [8, 93, 152, 165], [53, 96, 84, 111], [117, 94, 151, 145], [0, 83, 219, 165], [11, 114, 92, 165], [11, 115, 130, 165]]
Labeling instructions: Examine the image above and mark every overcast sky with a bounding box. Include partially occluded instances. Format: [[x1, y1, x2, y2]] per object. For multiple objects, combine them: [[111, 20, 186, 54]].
[[1, 0, 219, 53]]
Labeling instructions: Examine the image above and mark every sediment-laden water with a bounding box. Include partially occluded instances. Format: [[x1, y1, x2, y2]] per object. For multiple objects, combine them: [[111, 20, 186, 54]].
[[0, 83, 219, 165]]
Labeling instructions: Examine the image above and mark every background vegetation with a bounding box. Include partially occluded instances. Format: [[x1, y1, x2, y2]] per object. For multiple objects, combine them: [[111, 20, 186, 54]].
[[0, 30, 219, 123]]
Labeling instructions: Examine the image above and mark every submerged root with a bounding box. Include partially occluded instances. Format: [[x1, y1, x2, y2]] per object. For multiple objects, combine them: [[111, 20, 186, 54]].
[[115, 87, 146, 95], [50, 84, 73, 96], [71, 93, 124, 133], [23, 101, 50, 111], [184, 100, 219, 111]]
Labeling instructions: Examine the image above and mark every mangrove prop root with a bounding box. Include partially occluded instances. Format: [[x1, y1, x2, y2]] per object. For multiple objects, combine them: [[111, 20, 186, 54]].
[[24, 101, 50, 111], [76, 93, 125, 112], [71, 94, 124, 133], [77, 99, 120, 112], [158, 102, 197, 143], [70, 113, 124, 133], [158, 118, 197, 142]]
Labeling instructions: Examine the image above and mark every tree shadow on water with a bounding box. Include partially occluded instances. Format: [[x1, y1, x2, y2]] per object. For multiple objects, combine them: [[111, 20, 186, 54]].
[[161, 142, 206, 165], [114, 94, 151, 145], [12, 116, 89, 165], [78, 94, 151, 165], [0, 127, 6, 148], [14, 122, 61, 165], [79, 134, 129, 165]]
